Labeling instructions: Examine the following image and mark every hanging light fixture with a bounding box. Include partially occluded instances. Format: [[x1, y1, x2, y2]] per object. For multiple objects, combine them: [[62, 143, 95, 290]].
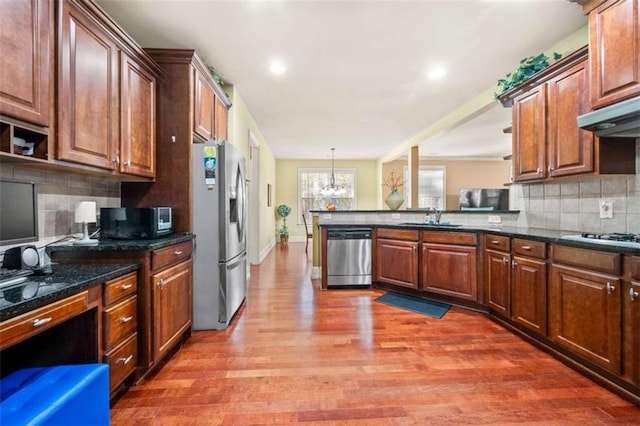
[[319, 148, 346, 197]]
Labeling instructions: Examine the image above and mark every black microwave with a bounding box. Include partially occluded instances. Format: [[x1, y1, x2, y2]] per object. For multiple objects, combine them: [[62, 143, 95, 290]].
[[100, 207, 173, 240]]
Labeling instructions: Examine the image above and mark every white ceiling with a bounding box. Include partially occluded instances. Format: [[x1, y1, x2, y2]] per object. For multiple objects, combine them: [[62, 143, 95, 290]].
[[97, 0, 586, 161]]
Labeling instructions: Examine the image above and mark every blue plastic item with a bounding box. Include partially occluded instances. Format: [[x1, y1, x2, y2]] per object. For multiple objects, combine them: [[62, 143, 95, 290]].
[[0, 364, 110, 425]]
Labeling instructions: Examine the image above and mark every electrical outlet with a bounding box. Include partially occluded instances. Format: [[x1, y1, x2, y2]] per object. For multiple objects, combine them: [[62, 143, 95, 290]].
[[488, 215, 502, 224], [322, 213, 332, 219], [599, 201, 613, 219], [391, 213, 401, 220]]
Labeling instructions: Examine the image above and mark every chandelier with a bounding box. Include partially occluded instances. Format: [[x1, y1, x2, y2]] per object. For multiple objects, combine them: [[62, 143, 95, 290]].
[[319, 148, 346, 197]]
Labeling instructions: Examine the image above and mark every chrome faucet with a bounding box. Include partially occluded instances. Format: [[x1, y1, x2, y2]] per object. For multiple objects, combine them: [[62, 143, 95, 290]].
[[434, 209, 443, 224]]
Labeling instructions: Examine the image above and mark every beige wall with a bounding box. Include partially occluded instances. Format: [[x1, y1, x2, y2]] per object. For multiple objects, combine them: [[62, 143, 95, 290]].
[[275, 159, 378, 238], [382, 159, 511, 209], [226, 86, 277, 261]]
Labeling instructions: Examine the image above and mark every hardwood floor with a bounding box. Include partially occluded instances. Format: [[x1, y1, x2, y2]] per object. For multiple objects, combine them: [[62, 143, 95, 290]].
[[111, 242, 640, 425]]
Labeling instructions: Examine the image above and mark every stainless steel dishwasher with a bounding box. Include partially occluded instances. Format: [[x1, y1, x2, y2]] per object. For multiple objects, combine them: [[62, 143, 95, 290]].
[[326, 228, 372, 287]]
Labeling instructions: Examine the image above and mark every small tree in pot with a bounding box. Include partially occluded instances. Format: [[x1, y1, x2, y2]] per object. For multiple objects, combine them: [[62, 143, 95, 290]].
[[276, 204, 291, 243]]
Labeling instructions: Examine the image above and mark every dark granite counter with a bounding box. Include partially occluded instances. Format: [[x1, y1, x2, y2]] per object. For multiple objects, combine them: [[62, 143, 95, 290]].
[[45, 233, 194, 254], [321, 222, 640, 255], [0, 263, 140, 321]]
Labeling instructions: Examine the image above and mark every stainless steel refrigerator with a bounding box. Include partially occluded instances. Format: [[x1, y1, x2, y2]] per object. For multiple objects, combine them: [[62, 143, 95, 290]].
[[192, 141, 247, 330]]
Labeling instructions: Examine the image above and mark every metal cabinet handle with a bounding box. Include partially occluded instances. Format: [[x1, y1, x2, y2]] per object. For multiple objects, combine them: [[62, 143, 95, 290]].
[[32, 317, 52, 327], [536, 168, 543, 175], [607, 282, 615, 295], [120, 283, 133, 290], [548, 165, 554, 174], [120, 316, 134, 323], [157, 279, 165, 288], [521, 246, 531, 251], [631, 288, 639, 301], [511, 260, 517, 268], [174, 250, 183, 256], [125, 159, 131, 166], [502, 257, 509, 265], [491, 240, 499, 244], [117, 355, 133, 365]]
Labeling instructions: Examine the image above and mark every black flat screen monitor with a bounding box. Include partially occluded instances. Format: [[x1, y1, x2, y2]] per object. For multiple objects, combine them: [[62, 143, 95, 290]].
[[0, 179, 38, 245]]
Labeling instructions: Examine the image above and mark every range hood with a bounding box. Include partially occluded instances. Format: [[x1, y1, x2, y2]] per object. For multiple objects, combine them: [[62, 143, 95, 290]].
[[577, 95, 640, 138]]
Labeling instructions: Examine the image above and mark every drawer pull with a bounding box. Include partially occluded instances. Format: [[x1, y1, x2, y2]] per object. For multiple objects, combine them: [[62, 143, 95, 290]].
[[491, 240, 499, 244], [32, 317, 52, 327], [174, 250, 183, 256], [521, 245, 531, 251], [120, 316, 134, 323], [607, 282, 615, 295], [116, 354, 134, 365], [631, 288, 639, 301], [120, 283, 133, 290]]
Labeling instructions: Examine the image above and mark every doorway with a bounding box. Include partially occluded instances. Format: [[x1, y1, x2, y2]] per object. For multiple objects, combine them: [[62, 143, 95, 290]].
[[248, 130, 260, 265]]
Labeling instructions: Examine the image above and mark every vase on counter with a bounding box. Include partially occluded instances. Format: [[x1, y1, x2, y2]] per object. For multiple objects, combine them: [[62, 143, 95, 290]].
[[385, 188, 404, 210]]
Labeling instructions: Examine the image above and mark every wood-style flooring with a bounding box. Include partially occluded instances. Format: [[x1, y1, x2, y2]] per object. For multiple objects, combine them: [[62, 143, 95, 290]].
[[111, 242, 640, 425]]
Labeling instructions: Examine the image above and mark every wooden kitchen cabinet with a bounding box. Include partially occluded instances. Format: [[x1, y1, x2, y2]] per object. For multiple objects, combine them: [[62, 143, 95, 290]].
[[0, 0, 52, 128], [589, 0, 640, 108], [512, 84, 547, 181], [623, 256, 640, 386], [57, 0, 159, 178], [374, 228, 419, 289], [485, 235, 511, 317], [511, 253, 547, 335], [214, 96, 229, 142], [421, 231, 478, 302], [193, 66, 216, 142], [151, 259, 192, 361], [549, 245, 622, 374]]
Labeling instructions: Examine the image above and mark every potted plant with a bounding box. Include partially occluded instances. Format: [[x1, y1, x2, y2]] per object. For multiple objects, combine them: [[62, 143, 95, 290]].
[[276, 204, 291, 243]]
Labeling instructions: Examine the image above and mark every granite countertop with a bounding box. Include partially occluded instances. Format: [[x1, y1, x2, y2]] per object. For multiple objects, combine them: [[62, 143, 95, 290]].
[[0, 263, 140, 322], [321, 222, 640, 255], [45, 233, 194, 254]]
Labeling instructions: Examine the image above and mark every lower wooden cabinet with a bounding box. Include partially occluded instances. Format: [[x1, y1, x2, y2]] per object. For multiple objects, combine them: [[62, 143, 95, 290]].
[[549, 263, 621, 374], [511, 255, 546, 335], [152, 259, 193, 360], [486, 249, 511, 316], [421, 243, 477, 301], [375, 238, 419, 289]]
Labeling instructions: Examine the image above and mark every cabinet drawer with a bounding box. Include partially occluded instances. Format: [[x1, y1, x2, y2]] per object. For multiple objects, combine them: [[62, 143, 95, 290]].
[[0, 292, 89, 350], [103, 296, 137, 349], [513, 239, 546, 259], [423, 231, 477, 246], [104, 272, 138, 305], [151, 241, 193, 271], [104, 333, 137, 391], [376, 228, 419, 241], [485, 234, 510, 252], [552, 244, 621, 275]]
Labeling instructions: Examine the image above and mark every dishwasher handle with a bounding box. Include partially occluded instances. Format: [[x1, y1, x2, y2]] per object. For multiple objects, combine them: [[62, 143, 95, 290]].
[[327, 229, 372, 240]]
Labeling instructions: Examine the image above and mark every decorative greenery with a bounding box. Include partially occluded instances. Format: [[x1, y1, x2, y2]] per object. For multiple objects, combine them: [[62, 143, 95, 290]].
[[207, 66, 225, 86], [494, 52, 563, 98], [382, 171, 404, 192], [276, 204, 291, 237]]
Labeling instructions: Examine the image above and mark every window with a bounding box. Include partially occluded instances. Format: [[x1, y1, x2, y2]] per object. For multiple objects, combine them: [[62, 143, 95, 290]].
[[403, 166, 446, 209], [298, 168, 356, 223]]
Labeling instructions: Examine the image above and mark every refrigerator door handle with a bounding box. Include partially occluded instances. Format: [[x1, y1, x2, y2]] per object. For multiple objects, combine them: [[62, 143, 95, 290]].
[[224, 253, 246, 271]]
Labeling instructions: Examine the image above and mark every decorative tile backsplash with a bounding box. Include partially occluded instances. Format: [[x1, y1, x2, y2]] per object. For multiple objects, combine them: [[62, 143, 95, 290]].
[[1, 165, 121, 247], [512, 140, 640, 234]]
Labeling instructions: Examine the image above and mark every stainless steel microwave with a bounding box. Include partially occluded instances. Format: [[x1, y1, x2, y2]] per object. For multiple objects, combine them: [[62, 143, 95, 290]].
[[100, 207, 173, 240]]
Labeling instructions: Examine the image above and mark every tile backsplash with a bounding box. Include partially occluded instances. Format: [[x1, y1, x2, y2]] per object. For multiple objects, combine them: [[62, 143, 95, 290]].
[[512, 140, 640, 234], [1, 165, 121, 249]]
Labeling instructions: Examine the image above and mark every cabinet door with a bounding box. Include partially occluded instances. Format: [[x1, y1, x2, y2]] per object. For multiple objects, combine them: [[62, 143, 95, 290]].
[[547, 60, 594, 177], [120, 52, 156, 178], [623, 280, 640, 385], [214, 96, 228, 143], [511, 256, 547, 335], [486, 249, 510, 317], [0, 0, 50, 126], [422, 243, 477, 301], [58, 0, 118, 170], [549, 264, 621, 373], [193, 68, 215, 142], [589, 0, 640, 108], [375, 239, 418, 289], [152, 259, 193, 360], [512, 85, 546, 182]]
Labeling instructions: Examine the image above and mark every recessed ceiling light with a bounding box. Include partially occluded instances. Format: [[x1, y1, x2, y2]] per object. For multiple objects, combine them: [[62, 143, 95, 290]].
[[269, 61, 286, 75], [427, 66, 446, 81]]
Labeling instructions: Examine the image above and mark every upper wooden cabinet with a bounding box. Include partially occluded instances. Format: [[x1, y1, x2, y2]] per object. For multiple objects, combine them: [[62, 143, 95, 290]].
[[193, 67, 215, 142], [589, 0, 640, 108], [0, 0, 51, 127], [214, 96, 229, 143], [512, 85, 547, 181], [57, 0, 160, 178]]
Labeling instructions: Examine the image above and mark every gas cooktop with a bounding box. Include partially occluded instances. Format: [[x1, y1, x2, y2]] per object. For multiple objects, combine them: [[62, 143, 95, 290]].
[[561, 232, 640, 249]]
